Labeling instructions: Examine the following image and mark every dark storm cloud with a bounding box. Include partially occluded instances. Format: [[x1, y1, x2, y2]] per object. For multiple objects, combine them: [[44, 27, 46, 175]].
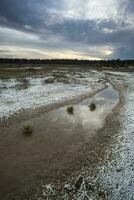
[[0, 0, 65, 31], [48, 18, 134, 47], [0, 0, 45, 31], [0, 0, 133, 59]]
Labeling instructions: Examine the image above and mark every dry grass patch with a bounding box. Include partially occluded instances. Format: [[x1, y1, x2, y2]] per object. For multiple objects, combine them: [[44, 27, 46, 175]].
[[89, 103, 96, 112], [67, 106, 74, 115], [22, 123, 33, 135]]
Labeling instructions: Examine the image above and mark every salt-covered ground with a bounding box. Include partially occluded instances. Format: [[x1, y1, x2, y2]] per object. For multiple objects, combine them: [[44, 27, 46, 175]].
[[35, 70, 134, 200], [0, 69, 105, 121], [0, 68, 133, 200]]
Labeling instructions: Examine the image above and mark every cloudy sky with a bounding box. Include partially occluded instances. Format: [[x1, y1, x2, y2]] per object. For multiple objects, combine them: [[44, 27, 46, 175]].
[[0, 0, 134, 60]]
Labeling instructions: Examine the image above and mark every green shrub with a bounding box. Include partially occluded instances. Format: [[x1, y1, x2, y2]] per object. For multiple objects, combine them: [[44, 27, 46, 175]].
[[89, 103, 96, 112], [67, 106, 74, 115], [22, 123, 33, 135]]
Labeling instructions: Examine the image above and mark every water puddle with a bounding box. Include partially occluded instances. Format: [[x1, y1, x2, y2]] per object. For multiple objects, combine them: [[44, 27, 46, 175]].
[[95, 87, 119, 101], [83, 86, 119, 110], [50, 86, 120, 135]]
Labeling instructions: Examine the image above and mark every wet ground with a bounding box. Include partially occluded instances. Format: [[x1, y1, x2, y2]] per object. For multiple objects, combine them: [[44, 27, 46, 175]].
[[0, 66, 133, 200], [0, 68, 105, 121]]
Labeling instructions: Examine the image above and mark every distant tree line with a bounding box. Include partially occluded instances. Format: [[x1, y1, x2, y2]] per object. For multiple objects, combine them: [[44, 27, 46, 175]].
[[0, 58, 134, 68]]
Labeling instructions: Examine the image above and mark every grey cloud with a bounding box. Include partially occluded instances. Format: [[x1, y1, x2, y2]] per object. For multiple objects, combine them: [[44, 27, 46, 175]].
[[0, 0, 133, 59]]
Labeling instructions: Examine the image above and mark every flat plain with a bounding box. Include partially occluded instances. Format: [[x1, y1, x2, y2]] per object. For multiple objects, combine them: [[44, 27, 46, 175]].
[[0, 64, 133, 200]]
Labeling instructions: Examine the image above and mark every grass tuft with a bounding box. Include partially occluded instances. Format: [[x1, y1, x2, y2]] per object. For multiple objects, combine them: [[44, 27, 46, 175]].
[[89, 103, 96, 112], [22, 123, 33, 135], [44, 78, 54, 84], [67, 106, 74, 115]]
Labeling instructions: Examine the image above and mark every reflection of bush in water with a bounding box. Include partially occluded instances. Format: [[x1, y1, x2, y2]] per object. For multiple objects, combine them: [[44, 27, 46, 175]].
[[89, 103, 96, 112]]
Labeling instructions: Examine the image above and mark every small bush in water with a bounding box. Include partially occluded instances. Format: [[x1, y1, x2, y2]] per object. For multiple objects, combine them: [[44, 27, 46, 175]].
[[89, 103, 96, 111], [67, 106, 74, 115], [22, 123, 33, 135]]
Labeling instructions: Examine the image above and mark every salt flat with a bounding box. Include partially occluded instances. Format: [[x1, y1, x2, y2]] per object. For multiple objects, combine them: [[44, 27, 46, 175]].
[[0, 66, 133, 200]]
